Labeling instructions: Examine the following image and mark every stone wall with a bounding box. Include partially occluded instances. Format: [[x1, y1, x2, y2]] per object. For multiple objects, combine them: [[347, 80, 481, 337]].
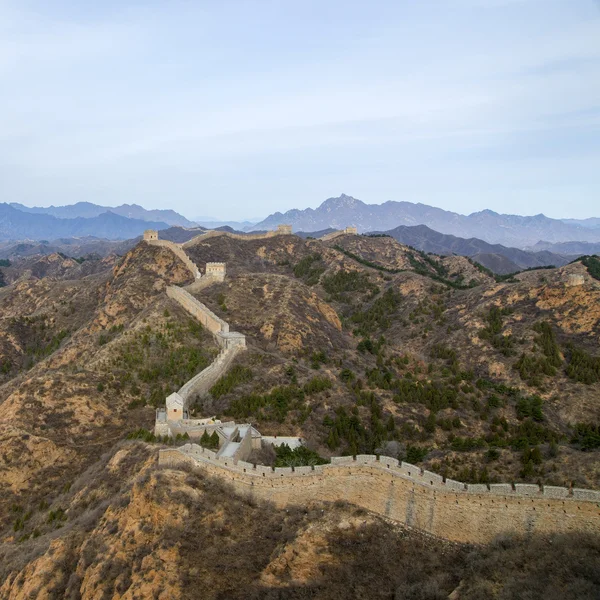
[[178, 343, 244, 400], [158, 447, 600, 544], [166, 286, 229, 335], [205, 262, 226, 281], [183, 228, 294, 248], [320, 228, 357, 241], [233, 426, 254, 461], [147, 239, 201, 278], [320, 231, 345, 241]]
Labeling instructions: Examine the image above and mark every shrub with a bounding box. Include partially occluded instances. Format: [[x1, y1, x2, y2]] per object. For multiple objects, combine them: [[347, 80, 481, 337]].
[[351, 288, 402, 336], [478, 306, 514, 356], [303, 376, 332, 394], [293, 253, 325, 285], [516, 395, 544, 421], [210, 365, 253, 399], [565, 344, 600, 384], [274, 444, 328, 467], [570, 423, 600, 450], [405, 445, 428, 463]]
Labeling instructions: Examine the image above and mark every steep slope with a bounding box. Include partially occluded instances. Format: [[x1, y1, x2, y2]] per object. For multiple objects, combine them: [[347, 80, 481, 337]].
[[379, 224, 572, 273], [0, 232, 599, 598], [180, 233, 600, 489], [3, 442, 597, 600], [0, 242, 217, 528]]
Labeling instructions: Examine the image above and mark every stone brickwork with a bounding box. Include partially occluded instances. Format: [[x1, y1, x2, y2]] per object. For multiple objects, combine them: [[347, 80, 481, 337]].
[[320, 227, 359, 241], [143, 229, 159, 241], [182, 226, 296, 248], [145, 234, 600, 543], [147, 239, 201, 279], [205, 262, 226, 281], [177, 343, 244, 400], [166, 286, 229, 335], [159, 447, 600, 544], [147, 238, 247, 439]]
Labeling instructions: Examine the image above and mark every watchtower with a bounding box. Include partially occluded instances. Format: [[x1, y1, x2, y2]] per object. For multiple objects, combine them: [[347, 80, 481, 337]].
[[166, 392, 185, 421], [277, 224, 293, 235], [344, 226, 358, 235], [143, 229, 158, 241], [205, 262, 226, 281]]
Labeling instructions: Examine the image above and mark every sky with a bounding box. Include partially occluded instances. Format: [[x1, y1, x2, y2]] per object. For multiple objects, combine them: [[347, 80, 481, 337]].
[[1, 0, 599, 221]]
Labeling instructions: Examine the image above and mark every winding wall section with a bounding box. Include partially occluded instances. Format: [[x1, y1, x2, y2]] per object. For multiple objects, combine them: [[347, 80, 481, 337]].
[[159, 445, 600, 544], [147, 238, 600, 543]]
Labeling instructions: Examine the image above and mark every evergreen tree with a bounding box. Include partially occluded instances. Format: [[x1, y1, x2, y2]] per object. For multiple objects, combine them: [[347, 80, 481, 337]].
[[200, 430, 210, 447]]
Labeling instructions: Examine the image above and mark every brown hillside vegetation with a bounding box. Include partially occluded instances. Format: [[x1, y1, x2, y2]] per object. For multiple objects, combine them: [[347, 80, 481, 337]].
[[0, 243, 216, 529], [0, 235, 599, 597], [1, 442, 598, 600]]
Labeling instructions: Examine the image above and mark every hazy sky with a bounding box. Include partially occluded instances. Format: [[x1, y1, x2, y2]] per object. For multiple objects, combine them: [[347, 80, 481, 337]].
[[1, 0, 599, 220]]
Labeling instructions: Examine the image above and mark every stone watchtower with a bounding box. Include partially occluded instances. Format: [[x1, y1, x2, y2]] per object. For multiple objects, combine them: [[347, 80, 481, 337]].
[[205, 262, 226, 281], [277, 224, 293, 235], [344, 226, 358, 235], [144, 229, 159, 241]]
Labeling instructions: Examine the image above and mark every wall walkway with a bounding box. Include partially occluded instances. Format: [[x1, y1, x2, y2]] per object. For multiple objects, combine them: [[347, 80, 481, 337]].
[[166, 286, 229, 336], [147, 237, 600, 543], [147, 239, 246, 438], [147, 239, 201, 278], [182, 229, 292, 248], [159, 445, 600, 544]]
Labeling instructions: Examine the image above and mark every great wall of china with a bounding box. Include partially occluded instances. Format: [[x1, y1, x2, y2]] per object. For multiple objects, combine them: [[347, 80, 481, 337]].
[[143, 227, 600, 544]]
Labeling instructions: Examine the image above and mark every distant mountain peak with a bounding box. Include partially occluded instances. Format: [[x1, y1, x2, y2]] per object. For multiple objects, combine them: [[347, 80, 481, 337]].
[[253, 196, 600, 246], [321, 194, 364, 209]]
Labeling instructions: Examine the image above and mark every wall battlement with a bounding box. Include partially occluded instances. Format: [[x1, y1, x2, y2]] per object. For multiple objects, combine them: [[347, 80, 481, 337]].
[[183, 226, 295, 248], [158, 445, 600, 544], [147, 237, 247, 439], [147, 239, 201, 279], [320, 227, 359, 241], [166, 286, 229, 335], [146, 235, 600, 543]]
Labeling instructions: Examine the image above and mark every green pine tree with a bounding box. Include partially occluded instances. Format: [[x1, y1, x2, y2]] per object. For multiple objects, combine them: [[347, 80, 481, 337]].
[[200, 430, 210, 447]]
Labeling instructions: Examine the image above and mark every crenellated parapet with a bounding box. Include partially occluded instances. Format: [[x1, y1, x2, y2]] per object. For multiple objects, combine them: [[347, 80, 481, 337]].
[[143, 232, 600, 543], [320, 226, 359, 241], [145, 234, 247, 438], [183, 225, 295, 248], [158, 446, 600, 544], [145, 238, 201, 279]]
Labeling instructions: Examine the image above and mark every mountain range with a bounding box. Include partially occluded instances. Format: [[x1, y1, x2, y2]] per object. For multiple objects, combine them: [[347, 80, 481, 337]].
[[9, 201, 195, 227], [255, 194, 600, 247], [376, 224, 573, 274], [0, 203, 170, 241]]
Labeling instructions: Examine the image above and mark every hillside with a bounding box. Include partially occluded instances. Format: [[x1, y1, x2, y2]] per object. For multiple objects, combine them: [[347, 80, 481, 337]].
[[182, 233, 600, 488], [378, 224, 572, 273], [0, 234, 599, 597], [254, 194, 600, 246]]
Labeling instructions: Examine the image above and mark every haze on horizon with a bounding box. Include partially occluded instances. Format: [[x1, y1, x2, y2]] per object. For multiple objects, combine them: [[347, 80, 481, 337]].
[[1, 0, 599, 221]]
